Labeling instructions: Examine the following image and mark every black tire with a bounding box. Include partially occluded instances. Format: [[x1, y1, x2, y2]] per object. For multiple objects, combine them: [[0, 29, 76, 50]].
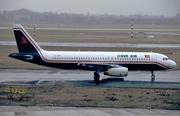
[[94, 74, 100, 84], [151, 75, 155, 82]]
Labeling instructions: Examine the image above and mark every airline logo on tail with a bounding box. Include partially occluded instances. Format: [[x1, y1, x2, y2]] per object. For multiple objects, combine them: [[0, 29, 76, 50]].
[[20, 37, 28, 44]]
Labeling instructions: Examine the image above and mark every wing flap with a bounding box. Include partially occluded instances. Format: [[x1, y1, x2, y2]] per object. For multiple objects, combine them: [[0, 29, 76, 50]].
[[78, 62, 121, 68]]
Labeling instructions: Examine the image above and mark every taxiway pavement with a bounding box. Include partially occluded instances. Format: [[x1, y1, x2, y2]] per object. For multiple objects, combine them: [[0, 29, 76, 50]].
[[0, 69, 180, 88], [1, 26, 180, 31], [1, 41, 180, 49], [0, 69, 179, 82], [0, 106, 179, 116]]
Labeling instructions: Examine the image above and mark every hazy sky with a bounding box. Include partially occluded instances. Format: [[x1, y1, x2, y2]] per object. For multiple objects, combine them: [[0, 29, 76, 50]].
[[0, 0, 180, 16]]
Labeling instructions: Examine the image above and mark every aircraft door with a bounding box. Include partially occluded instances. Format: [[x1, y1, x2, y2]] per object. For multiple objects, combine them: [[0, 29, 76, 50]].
[[41, 52, 47, 64], [42, 52, 47, 59], [111, 56, 114, 62], [107, 56, 114, 62], [107, 56, 110, 62], [152, 54, 157, 62]]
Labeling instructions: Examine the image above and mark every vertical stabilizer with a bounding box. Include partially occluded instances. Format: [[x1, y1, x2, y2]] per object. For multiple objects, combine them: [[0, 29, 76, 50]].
[[13, 24, 43, 53]]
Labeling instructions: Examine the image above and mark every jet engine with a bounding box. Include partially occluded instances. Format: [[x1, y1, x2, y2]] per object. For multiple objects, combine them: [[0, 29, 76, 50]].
[[104, 67, 128, 77]]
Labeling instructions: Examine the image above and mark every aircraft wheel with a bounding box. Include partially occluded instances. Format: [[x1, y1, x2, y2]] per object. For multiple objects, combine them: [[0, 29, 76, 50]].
[[151, 71, 155, 82], [151, 75, 155, 82], [94, 73, 100, 84]]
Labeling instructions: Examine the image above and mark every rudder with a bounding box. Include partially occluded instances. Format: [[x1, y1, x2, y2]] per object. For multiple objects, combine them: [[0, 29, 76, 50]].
[[13, 24, 42, 53]]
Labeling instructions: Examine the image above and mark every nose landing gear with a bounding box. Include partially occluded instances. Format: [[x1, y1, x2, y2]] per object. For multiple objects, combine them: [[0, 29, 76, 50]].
[[151, 70, 155, 82]]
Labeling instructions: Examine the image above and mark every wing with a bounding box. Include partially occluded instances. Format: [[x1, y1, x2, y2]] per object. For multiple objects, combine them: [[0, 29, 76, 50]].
[[78, 62, 128, 77], [78, 62, 122, 70]]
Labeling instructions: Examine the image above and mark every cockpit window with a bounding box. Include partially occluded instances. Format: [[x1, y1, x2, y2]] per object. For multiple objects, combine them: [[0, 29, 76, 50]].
[[163, 58, 169, 60]]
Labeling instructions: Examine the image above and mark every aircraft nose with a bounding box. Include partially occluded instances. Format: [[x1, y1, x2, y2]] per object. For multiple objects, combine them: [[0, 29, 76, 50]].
[[169, 60, 176, 68]]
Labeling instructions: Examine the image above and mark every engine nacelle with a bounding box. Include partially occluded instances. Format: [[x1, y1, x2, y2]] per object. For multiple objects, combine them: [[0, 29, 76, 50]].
[[104, 67, 128, 77]]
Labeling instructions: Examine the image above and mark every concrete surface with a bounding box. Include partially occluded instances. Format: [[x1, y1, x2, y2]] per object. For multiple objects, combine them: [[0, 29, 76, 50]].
[[0, 69, 179, 82], [0, 26, 180, 32], [0, 69, 180, 88], [1, 41, 180, 49], [0, 106, 179, 116]]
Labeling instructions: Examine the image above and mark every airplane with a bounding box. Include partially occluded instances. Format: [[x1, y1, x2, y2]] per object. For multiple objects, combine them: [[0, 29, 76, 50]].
[[9, 24, 176, 83]]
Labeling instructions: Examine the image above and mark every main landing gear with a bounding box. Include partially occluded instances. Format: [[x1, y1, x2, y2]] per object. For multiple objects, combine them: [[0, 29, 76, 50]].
[[151, 70, 155, 82], [94, 71, 100, 84], [94, 70, 156, 84]]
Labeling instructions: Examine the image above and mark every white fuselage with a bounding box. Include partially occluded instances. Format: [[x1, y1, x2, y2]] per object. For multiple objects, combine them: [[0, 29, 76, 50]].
[[38, 50, 176, 71]]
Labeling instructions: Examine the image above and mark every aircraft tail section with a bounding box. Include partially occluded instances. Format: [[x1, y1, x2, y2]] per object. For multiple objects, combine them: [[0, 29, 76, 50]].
[[13, 24, 43, 53], [9, 24, 45, 65]]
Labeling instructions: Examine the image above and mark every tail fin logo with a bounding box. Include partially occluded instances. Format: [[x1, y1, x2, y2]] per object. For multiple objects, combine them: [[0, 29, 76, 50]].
[[20, 37, 28, 44]]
